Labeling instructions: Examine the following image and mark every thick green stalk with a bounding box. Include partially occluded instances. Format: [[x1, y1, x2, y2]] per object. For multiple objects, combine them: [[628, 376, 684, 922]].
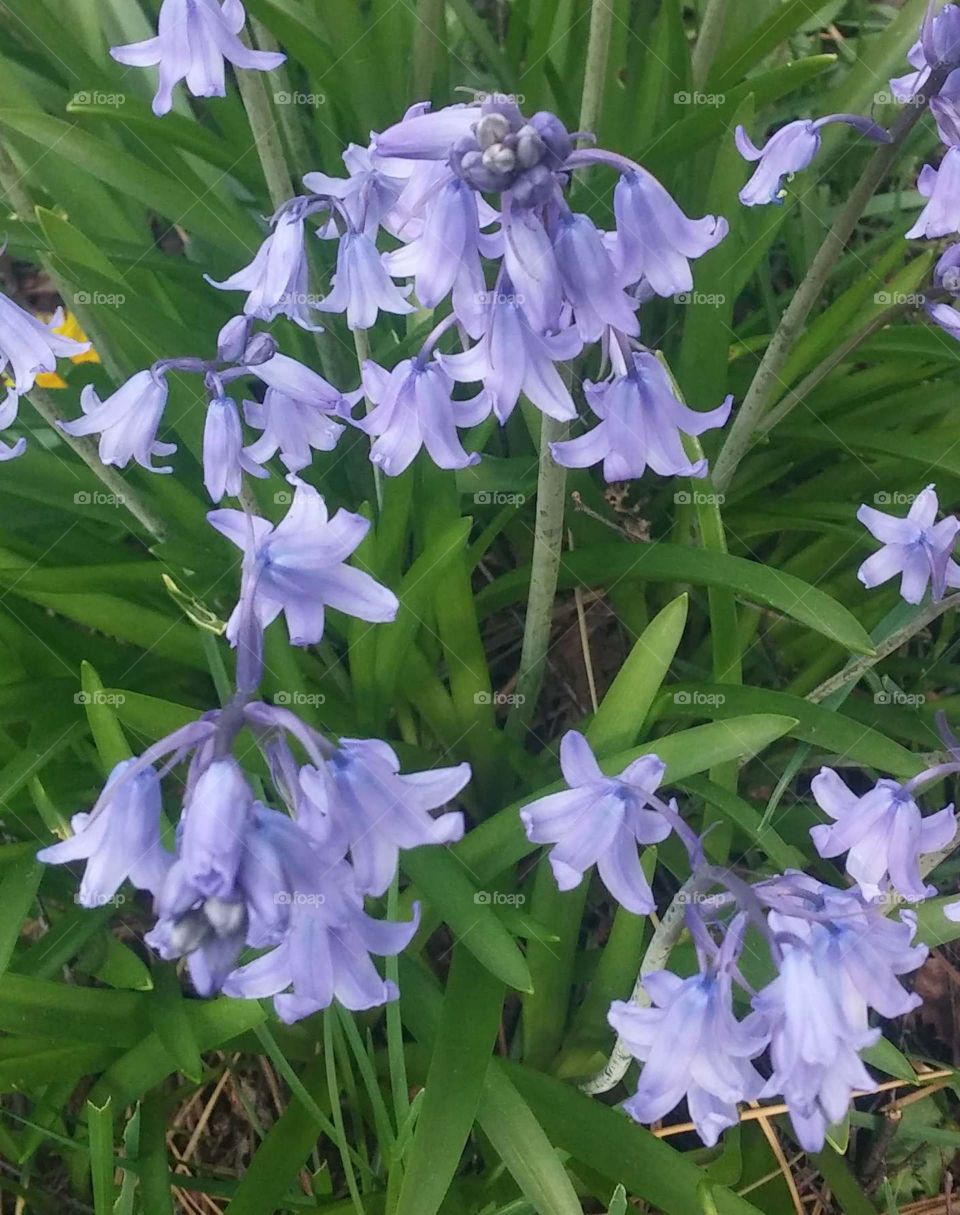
[[691, 0, 728, 88], [235, 43, 295, 210], [412, 0, 445, 100]]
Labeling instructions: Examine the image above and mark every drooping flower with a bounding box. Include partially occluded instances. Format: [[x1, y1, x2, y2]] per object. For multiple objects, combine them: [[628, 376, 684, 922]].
[[906, 147, 960, 239], [252, 352, 360, 415], [612, 915, 767, 1147], [934, 242, 960, 291], [552, 211, 640, 342], [37, 759, 169, 907], [208, 479, 399, 647], [373, 102, 483, 161], [60, 368, 176, 473], [304, 142, 412, 239], [242, 388, 345, 474], [176, 756, 255, 899], [856, 484, 960, 603], [203, 395, 266, 502], [207, 201, 321, 330], [0, 298, 90, 396], [440, 286, 581, 423], [890, 3, 960, 104], [299, 738, 470, 896], [611, 168, 728, 297], [810, 767, 956, 902], [519, 731, 684, 915], [315, 232, 413, 331], [355, 357, 485, 476], [111, 0, 285, 117], [927, 299, 960, 340], [550, 349, 732, 482], [735, 116, 890, 207]]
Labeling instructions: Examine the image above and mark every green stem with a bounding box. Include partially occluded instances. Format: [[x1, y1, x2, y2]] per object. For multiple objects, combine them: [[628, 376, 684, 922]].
[[249, 17, 313, 176], [711, 63, 953, 493], [691, 0, 728, 88], [235, 42, 295, 210], [412, 0, 445, 100], [352, 327, 383, 511]]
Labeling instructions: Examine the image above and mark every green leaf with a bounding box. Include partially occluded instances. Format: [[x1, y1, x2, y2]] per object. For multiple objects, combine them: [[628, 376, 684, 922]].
[[80, 660, 131, 773], [0, 859, 43, 978], [149, 964, 203, 1083], [86, 1098, 116, 1215]]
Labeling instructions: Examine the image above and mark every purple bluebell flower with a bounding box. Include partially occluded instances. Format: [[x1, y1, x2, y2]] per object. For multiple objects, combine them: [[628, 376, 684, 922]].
[[0, 393, 26, 462], [242, 388, 345, 474], [355, 357, 484, 477], [304, 143, 412, 239], [203, 395, 266, 502], [60, 368, 176, 473], [857, 484, 960, 603], [207, 200, 321, 330], [177, 756, 255, 899], [810, 768, 955, 902], [553, 211, 640, 342], [208, 480, 399, 647], [0, 299, 89, 395], [223, 819, 419, 1020], [611, 915, 766, 1147], [907, 148, 960, 239], [501, 208, 563, 333], [316, 232, 413, 331], [37, 759, 169, 906], [934, 242, 960, 291], [440, 288, 581, 423], [550, 349, 732, 482], [611, 169, 728, 298], [111, 0, 285, 117], [252, 352, 359, 415], [299, 738, 469, 896], [927, 299, 960, 339], [374, 103, 483, 160], [890, 3, 960, 104], [735, 116, 890, 207], [520, 731, 685, 915]]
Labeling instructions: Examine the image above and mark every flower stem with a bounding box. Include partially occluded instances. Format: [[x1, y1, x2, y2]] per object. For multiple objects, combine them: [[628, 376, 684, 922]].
[[691, 0, 728, 88], [352, 327, 383, 512], [579, 876, 699, 1095], [235, 40, 295, 211], [412, 0, 445, 100], [711, 62, 953, 493]]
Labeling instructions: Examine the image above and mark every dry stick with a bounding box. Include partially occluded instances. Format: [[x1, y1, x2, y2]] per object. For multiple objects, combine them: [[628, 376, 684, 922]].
[[506, 0, 615, 737], [711, 60, 954, 493]]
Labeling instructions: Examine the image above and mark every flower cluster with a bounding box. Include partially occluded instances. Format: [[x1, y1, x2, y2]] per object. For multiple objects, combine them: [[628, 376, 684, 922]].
[[856, 484, 960, 605]]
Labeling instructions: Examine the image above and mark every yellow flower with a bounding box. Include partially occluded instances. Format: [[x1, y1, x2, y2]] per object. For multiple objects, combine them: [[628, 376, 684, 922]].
[[34, 312, 100, 388]]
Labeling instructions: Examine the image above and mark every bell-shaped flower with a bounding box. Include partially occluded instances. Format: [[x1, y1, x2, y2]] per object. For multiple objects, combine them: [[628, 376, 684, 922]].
[[500, 209, 564, 333], [373, 102, 482, 161], [203, 395, 267, 502], [519, 731, 681, 915], [111, 0, 285, 117], [553, 212, 640, 342], [304, 142, 412, 239], [208, 479, 398, 647], [735, 115, 889, 207], [890, 3, 960, 102], [242, 388, 345, 474], [316, 232, 413, 331], [907, 147, 960, 239], [0, 299, 89, 396], [356, 357, 484, 477], [252, 352, 359, 415], [857, 484, 960, 603], [810, 767, 955, 902], [178, 757, 255, 899], [441, 287, 581, 423], [927, 299, 960, 340], [37, 759, 169, 906], [612, 169, 728, 298], [60, 368, 176, 473], [207, 202, 320, 330], [551, 349, 731, 482], [300, 738, 470, 896], [612, 916, 767, 1146]]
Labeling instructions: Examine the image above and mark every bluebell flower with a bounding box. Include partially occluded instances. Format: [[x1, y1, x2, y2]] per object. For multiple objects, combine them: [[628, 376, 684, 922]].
[[242, 388, 345, 474], [111, 0, 285, 117], [355, 357, 484, 477], [934, 242, 960, 290], [907, 148, 960, 238], [612, 915, 766, 1147], [0, 393, 26, 462], [501, 208, 564, 333], [252, 352, 360, 415], [810, 768, 956, 902], [857, 484, 960, 603], [373, 102, 483, 160], [520, 731, 685, 915], [203, 395, 267, 502], [735, 116, 890, 207], [890, 3, 960, 104], [37, 759, 169, 907], [440, 287, 581, 423], [207, 201, 321, 330], [0, 299, 89, 395], [927, 299, 960, 339], [300, 738, 470, 896], [177, 756, 255, 899], [612, 169, 728, 298], [553, 212, 640, 342], [60, 368, 176, 473], [550, 349, 732, 482], [316, 232, 413, 331], [208, 480, 399, 647], [304, 142, 412, 239]]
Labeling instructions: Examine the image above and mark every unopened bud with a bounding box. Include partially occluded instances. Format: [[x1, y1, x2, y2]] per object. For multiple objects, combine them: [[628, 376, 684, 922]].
[[476, 112, 511, 149], [482, 143, 516, 174]]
